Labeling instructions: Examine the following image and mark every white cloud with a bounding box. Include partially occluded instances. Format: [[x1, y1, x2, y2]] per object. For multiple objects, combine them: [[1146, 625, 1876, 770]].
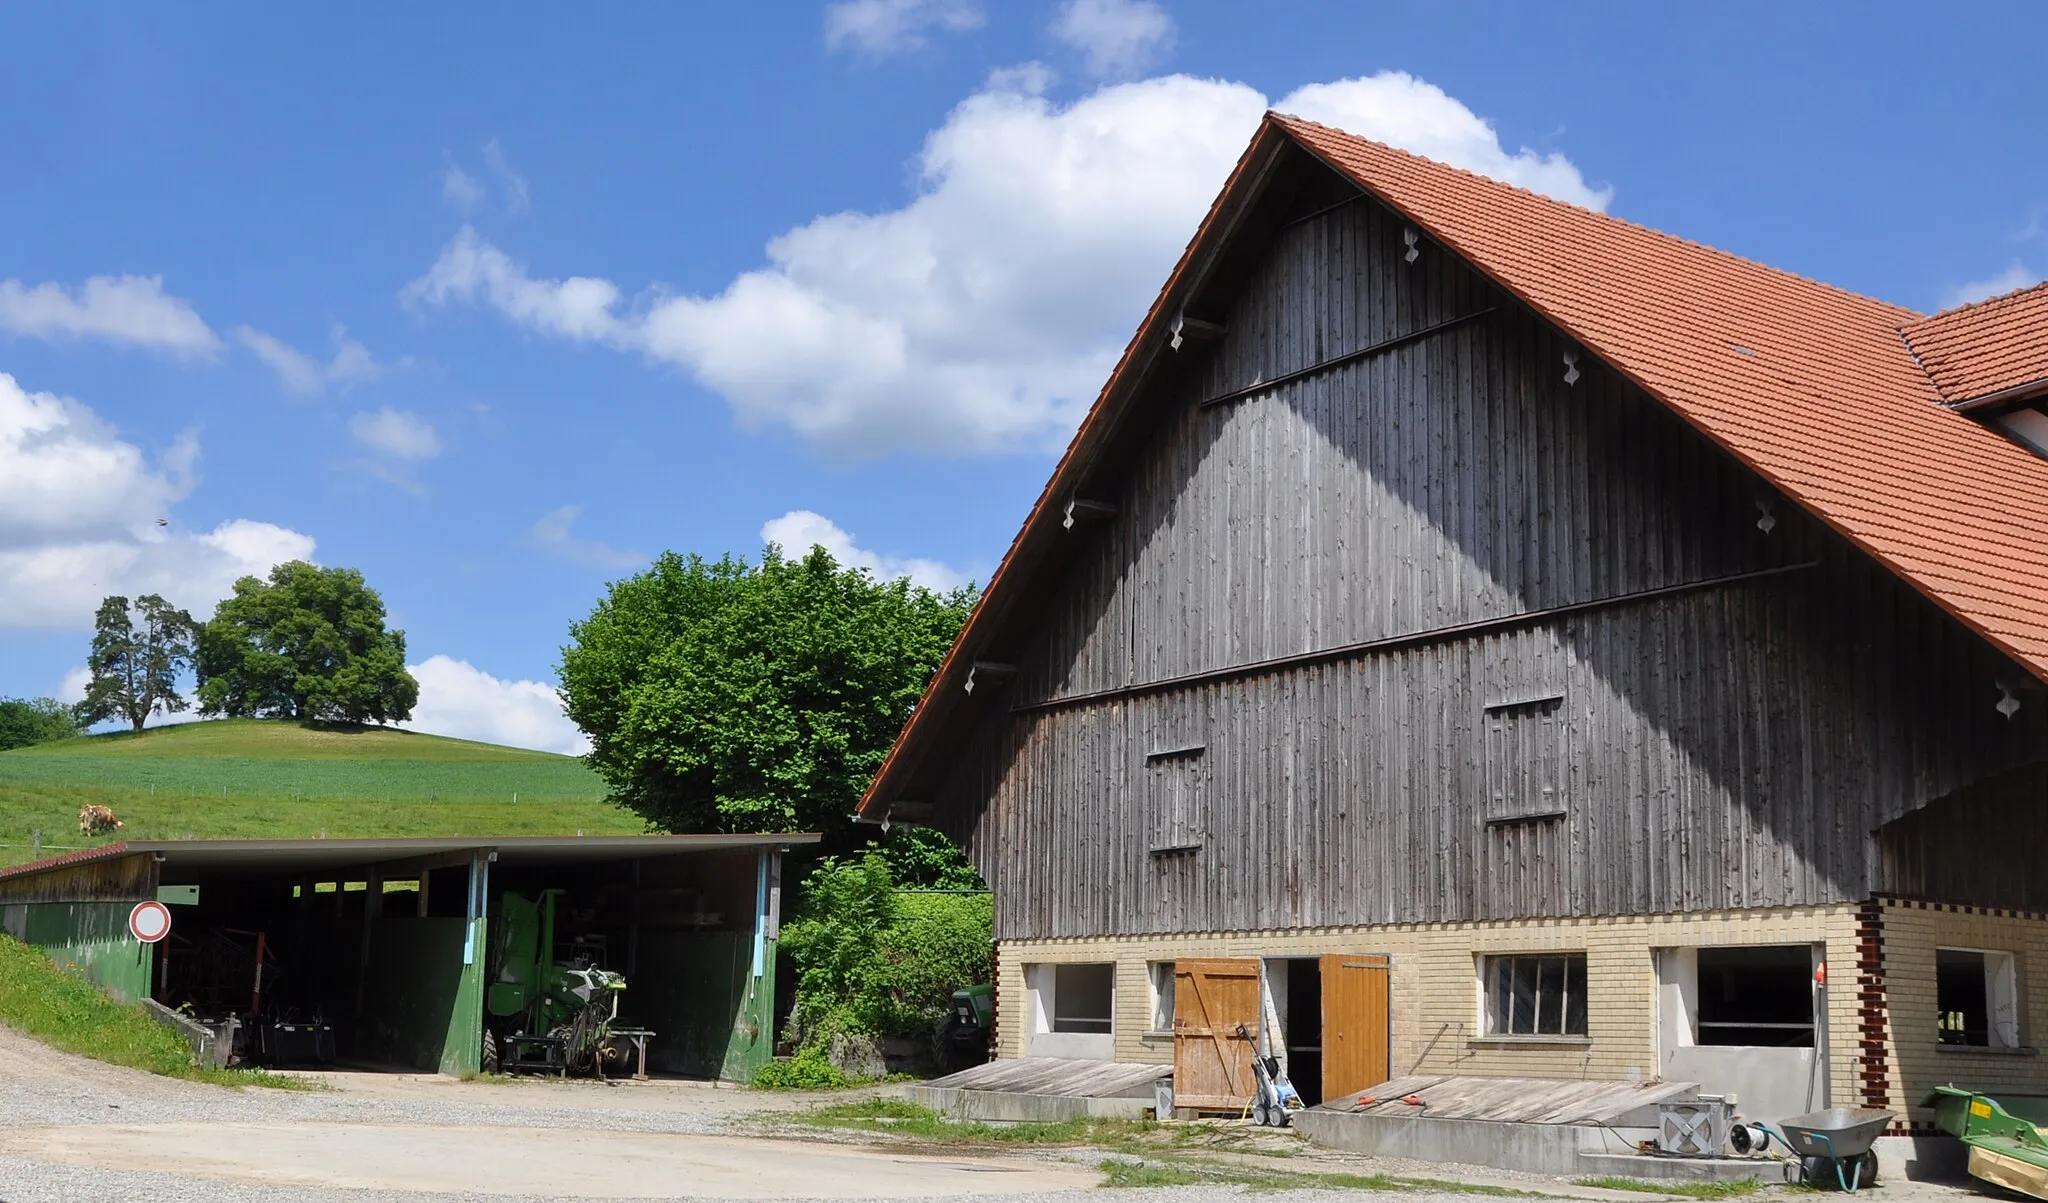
[[1052, 0, 1175, 77], [0, 370, 315, 630], [0, 517, 316, 630], [348, 407, 440, 460], [0, 275, 219, 356], [55, 666, 92, 705], [1279, 74, 1612, 211], [761, 509, 970, 591], [237, 325, 385, 396], [404, 69, 1603, 457], [482, 138, 530, 214], [402, 655, 589, 755], [825, 0, 983, 54], [530, 505, 644, 569], [1943, 262, 2043, 310], [443, 162, 485, 214]]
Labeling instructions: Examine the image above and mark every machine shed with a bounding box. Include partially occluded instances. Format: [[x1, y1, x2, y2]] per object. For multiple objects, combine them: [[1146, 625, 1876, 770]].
[[0, 833, 817, 1080]]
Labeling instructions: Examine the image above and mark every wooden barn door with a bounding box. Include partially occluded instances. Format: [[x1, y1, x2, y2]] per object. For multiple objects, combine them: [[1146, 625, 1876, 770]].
[[1174, 959, 1260, 1111], [1320, 954, 1390, 1101]]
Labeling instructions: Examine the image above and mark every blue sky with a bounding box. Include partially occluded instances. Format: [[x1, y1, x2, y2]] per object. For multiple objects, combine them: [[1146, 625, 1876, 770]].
[[3, 1, 2043, 751]]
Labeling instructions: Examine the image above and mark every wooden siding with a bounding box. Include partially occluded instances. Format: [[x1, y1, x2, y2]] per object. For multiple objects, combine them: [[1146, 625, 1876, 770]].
[[934, 179, 2047, 942], [1879, 762, 2048, 912]]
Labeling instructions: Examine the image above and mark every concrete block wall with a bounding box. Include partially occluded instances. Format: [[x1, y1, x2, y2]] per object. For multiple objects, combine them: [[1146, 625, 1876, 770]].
[[998, 902, 1865, 1107], [1870, 897, 2048, 1126]]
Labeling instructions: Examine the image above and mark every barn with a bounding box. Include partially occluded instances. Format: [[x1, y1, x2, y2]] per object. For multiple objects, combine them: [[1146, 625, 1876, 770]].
[[861, 113, 2048, 1152]]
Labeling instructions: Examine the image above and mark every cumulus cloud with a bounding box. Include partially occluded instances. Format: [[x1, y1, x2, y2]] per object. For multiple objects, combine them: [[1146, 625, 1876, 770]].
[[0, 371, 314, 628], [761, 509, 970, 591], [1053, 0, 1175, 77], [1943, 262, 2044, 310], [0, 516, 316, 630], [825, 0, 982, 54], [401, 655, 589, 755], [237, 325, 385, 396], [0, 275, 219, 356], [349, 407, 440, 460], [530, 505, 644, 569], [404, 69, 1603, 457]]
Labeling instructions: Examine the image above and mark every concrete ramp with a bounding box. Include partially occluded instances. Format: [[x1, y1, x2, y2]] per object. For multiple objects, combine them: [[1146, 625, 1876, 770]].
[[1296, 1075, 1792, 1182], [907, 1058, 1169, 1123]]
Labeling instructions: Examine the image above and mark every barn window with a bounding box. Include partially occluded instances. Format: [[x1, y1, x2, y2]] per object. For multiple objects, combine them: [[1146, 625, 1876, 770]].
[[1938, 948, 2020, 1048], [1051, 963, 1115, 1034], [1147, 743, 1206, 853], [1147, 961, 1176, 1033], [1484, 953, 1587, 1037], [1483, 693, 1568, 824], [1696, 945, 1815, 1046]]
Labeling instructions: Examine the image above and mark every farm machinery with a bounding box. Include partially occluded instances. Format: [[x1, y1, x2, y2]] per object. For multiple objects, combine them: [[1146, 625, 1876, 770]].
[[482, 889, 628, 1077]]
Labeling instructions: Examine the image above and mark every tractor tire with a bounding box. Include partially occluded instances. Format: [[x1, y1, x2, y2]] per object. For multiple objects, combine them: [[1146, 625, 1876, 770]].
[[481, 1029, 500, 1075]]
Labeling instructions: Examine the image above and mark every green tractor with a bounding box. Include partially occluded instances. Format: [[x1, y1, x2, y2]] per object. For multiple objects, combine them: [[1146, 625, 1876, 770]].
[[482, 889, 627, 1076]]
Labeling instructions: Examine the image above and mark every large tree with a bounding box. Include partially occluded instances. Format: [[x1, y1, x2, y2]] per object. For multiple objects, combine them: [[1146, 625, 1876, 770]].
[[196, 562, 419, 723], [559, 545, 974, 844], [78, 594, 198, 732]]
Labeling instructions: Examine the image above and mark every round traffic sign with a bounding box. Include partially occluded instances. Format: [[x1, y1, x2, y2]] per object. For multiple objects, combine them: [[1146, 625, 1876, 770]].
[[129, 901, 172, 944]]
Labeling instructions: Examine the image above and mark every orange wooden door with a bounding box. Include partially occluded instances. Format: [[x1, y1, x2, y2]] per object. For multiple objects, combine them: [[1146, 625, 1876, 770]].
[[1320, 953, 1390, 1102], [1173, 959, 1260, 1111]]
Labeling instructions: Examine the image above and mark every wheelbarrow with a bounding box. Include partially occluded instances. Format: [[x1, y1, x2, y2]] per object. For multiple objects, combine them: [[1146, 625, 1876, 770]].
[[1757, 1108, 1893, 1192]]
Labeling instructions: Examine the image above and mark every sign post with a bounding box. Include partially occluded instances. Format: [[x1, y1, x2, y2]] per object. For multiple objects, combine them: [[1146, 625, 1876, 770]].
[[128, 900, 172, 944]]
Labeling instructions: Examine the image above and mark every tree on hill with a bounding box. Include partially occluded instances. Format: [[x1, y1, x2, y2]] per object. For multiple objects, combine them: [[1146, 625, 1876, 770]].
[[78, 594, 198, 733], [0, 697, 84, 749], [196, 562, 419, 724], [558, 544, 975, 848]]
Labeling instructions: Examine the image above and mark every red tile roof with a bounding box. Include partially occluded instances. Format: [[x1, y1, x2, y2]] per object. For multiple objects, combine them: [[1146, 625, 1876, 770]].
[[1901, 281, 2048, 404], [1279, 113, 2048, 682], [856, 115, 2048, 815]]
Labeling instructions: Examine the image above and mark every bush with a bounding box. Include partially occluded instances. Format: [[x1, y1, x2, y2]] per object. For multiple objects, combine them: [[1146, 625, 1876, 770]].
[[0, 698, 82, 751], [752, 1044, 849, 1090], [778, 850, 993, 1056]]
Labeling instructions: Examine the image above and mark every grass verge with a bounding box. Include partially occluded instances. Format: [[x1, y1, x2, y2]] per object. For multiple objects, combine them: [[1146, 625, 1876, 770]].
[[0, 933, 310, 1089], [1575, 1179, 1766, 1199], [796, 1100, 1540, 1194]]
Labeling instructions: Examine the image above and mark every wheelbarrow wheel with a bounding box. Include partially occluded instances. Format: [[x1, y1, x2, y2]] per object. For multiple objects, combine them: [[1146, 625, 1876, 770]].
[[1801, 1152, 1878, 1190]]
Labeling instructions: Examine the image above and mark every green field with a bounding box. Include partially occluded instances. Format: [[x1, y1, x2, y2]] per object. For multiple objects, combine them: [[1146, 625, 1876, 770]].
[[0, 719, 644, 866]]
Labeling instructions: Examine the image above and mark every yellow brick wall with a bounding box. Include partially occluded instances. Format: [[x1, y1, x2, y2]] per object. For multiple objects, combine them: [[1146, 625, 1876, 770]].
[[1873, 898, 2048, 1125], [998, 903, 1865, 1106]]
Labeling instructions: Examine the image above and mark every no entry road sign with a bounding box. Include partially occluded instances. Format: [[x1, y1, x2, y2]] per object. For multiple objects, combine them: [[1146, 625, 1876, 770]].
[[128, 900, 172, 944]]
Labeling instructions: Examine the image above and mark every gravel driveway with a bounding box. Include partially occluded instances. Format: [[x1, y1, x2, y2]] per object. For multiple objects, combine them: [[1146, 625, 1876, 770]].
[[0, 1027, 1988, 1203]]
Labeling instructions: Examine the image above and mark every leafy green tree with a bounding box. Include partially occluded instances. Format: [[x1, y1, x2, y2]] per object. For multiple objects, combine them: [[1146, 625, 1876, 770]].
[[558, 544, 974, 845], [0, 697, 84, 750], [195, 562, 418, 724], [78, 594, 198, 732]]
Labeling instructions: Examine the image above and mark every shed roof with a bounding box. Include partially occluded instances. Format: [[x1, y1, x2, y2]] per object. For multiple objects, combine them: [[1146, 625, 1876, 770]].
[[1901, 281, 2048, 405], [857, 115, 2048, 818], [0, 833, 819, 885]]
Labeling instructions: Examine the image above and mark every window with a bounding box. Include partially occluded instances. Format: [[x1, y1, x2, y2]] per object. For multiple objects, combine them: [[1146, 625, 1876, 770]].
[[1485, 954, 1587, 1037], [1147, 962, 1175, 1033], [1696, 945, 1814, 1047], [1939, 948, 2020, 1048], [1051, 963, 1114, 1034], [1147, 745, 1206, 852], [1483, 694, 1568, 824]]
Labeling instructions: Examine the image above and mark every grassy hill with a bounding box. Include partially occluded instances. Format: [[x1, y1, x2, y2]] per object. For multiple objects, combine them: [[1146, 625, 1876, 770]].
[[0, 719, 643, 867]]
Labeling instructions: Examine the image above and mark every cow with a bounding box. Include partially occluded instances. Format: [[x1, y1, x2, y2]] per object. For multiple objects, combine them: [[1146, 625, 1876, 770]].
[[78, 805, 124, 836]]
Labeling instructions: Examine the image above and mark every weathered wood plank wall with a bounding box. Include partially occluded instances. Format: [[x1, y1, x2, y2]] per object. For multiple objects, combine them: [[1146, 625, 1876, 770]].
[[934, 183, 2045, 942]]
